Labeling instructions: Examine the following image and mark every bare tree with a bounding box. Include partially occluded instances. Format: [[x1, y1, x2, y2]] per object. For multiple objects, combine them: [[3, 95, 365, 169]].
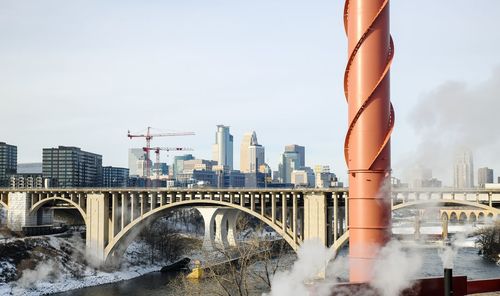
[[167, 216, 291, 296], [476, 220, 500, 263]]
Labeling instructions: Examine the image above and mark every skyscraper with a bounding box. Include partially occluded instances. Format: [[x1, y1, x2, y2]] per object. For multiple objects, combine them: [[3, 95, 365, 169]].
[[0, 142, 17, 187], [478, 167, 493, 188], [43, 146, 102, 188], [128, 148, 149, 177], [279, 144, 305, 183], [240, 131, 265, 173], [454, 149, 474, 188], [285, 145, 305, 167], [212, 125, 233, 170]]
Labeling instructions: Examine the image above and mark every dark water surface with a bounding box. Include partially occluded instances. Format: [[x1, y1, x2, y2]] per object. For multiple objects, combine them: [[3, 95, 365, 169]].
[[55, 247, 500, 296]]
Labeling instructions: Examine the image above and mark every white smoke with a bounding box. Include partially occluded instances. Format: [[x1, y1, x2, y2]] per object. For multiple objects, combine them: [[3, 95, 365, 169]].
[[16, 260, 59, 288], [263, 239, 336, 296], [370, 240, 422, 296], [402, 66, 500, 183]]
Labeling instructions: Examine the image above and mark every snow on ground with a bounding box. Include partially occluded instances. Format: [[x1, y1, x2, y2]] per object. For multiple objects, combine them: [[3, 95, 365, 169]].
[[0, 236, 166, 296]]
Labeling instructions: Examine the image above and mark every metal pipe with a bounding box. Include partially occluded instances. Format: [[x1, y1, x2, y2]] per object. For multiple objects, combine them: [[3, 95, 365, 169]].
[[343, 0, 395, 282], [444, 268, 453, 296]]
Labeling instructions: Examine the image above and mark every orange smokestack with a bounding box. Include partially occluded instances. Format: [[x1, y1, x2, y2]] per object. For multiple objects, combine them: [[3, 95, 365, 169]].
[[343, 0, 395, 282]]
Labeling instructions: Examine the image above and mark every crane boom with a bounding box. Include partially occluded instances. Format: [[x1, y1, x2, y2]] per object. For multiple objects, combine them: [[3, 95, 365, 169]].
[[127, 126, 195, 186]]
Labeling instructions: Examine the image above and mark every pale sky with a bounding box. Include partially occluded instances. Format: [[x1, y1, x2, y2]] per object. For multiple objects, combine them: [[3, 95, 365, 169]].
[[1, 0, 500, 185]]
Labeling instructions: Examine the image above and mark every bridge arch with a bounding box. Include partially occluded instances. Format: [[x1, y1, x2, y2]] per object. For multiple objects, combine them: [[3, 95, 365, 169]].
[[458, 212, 467, 224], [469, 212, 477, 223], [104, 199, 301, 263], [30, 196, 88, 225], [392, 199, 500, 214]]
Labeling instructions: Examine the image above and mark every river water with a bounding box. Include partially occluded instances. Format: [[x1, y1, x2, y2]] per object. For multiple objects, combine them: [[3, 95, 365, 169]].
[[55, 247, 499, 296]]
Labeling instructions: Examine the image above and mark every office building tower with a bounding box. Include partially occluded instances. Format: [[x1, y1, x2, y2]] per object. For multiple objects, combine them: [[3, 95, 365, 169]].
[[128, 148, 150, 177], [43, 146, 102, 188], [172, 154, 195, 178], [279, 145, 305, 184], [103, 166, 129, 187], [212, 125, 233, 170], [0, 142, 17, 187], [285, 145, 305, 168], [240, 131, 265, 173], [454, 149, 474, 188], [291, 168, 315, 188], [478, 167, 493, 188], [9, 162, 45, 189]]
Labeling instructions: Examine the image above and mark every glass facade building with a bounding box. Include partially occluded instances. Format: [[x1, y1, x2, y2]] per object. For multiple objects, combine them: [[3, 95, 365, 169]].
[[103, 166, 129, 187], [0, 142, 17, 187], [43, 146, 102, 188]]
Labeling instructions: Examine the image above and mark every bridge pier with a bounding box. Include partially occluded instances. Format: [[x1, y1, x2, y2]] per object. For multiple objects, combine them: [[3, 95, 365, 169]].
[[442, 213, 449, 240], [86, 193, 109, 265], [197, 207, 239, 251], [7, 192, 35, 231]]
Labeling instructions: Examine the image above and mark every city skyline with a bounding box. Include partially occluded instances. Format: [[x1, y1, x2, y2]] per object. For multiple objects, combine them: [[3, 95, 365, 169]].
[[1, 1, 500, 185]]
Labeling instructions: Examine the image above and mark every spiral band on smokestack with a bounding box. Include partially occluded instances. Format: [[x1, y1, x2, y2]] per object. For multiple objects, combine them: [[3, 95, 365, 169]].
[[343, 0, 395, 282]]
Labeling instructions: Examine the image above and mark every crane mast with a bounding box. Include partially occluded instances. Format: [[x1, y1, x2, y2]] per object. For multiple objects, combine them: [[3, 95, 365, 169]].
[[127, 126, 195, 186]]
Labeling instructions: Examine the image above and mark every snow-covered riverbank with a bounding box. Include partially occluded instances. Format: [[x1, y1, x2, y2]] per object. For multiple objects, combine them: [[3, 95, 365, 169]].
[[0, 235, 166, 296]]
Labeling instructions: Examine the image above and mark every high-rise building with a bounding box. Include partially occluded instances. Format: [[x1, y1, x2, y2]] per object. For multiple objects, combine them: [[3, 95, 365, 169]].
[[240, 131, 265, 173], [128, 148, 149, 177], [478, 167, 493, 188], [291, 168, 315, 187], [43, 146, 102, 188], [103, 166, 129, 187], [285, 145, 305, 168], [454, 149, 474, 188], [314, 165, 335, 188], [9, 162, 45, 189], [172, 154, 195, 178], [278, 145, 305, 183], [0, 142, 17, 187], [212, 125, 233, 170]]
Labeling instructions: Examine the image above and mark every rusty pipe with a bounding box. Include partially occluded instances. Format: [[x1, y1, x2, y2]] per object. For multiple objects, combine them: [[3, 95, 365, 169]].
[[343, 0, 395, 282]]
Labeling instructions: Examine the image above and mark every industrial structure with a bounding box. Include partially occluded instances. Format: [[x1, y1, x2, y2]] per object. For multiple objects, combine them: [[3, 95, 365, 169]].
[[343, 0, 395, 282]]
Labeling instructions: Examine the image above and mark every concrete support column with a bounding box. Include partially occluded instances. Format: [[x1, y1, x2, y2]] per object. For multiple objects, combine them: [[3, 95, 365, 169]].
[[271, 193, 276, 224], [442, 213, 449, 240], [131, 193, 139, 221], [414, 214, 421, 241], [121, 193, 130, 230], [86, 193, 109, 265], [111, 192, 120, 237], [226, 210, 239, 247], [197, 207, 219, 251], [150, 192, 157, 211], [140, 193, 145, 217], [158, 192, 164, 207], [261, 194, 266, 218], [214, 210, 228, 248], [488, 192, 493, 207], [7, 192, 34, 231], [292, 193, 298, 243], [240, 192, 245, 207], [303, 193, 327, 246], [250, 193, 255, 212], [282, 193, 287, 232]]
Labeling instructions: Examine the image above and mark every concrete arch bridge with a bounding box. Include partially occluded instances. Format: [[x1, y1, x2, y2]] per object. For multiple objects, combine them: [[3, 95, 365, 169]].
[[0, 188, 499, 265]]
